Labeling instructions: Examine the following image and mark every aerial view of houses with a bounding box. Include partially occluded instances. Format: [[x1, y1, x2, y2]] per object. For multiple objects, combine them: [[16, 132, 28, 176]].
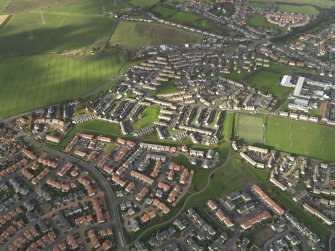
[[1, 0, 335, 250]]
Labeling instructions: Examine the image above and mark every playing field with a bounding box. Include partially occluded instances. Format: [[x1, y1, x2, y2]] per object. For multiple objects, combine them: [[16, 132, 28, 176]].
[[235, 113, 265, 143], [246, 1, 319, 15], [247, 13, 278, 29], [110, 21, 202, 49], [0, 11, 117, 57], [235, 114, 335, 161], [266, 116, 335, 161], [0, 53, 126, 118], [251, 0, 335, 9]]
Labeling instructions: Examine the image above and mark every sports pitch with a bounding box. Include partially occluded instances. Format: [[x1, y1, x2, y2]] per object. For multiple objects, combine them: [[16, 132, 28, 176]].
[[235, 114, 335, 161], [266, 116, 335, 161], [235, 113, 265, 143]]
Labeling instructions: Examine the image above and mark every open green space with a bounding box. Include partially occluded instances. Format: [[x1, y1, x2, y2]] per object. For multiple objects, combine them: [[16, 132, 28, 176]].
[[6, 0, 160, 14], [265, 116, 335, 161], [0, 53, 126, 118], [157, 83, 179, 95], [0, 11, 117, 57], [0, 0, 11, 12], [110, 21, 202, 49], [250, 0, 335, 9], [235, 113, 264, 143], [223, 61, 308, 101], [235, 114, 335, 161], [247, 13, 278, 29], [248, 71, 291, 98], [246, 1, 319, 15], [131, 105, 160, 130], [151, 3, 221, 33]]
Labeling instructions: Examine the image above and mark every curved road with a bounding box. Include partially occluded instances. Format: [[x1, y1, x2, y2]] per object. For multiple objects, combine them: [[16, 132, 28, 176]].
[[127, 146, 233, 247], [20, 132, 128, 250]]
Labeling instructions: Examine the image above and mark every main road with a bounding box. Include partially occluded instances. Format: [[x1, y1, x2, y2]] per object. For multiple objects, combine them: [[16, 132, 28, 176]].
[[19, 130, 128, 251]]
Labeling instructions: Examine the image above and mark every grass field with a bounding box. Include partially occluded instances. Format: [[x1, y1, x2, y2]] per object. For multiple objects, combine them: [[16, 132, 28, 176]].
[[131, 105, 160, 130], [0, 11, 117, 57], [0, 53, 126, 118], [235, 113, 265, 143], [235, 114, 335, 161], [157, 83, 179, 95], [6, 0, 160, 15], [248, 71, 291, 98], [247, 13, 278, 29], [110, 21, 202, 49], [251, 0, 335, 9], [246, 1, 319, 15], [0, 0, 11, 12], [266, 116, 335, 161], [151, 4, 221, 33]]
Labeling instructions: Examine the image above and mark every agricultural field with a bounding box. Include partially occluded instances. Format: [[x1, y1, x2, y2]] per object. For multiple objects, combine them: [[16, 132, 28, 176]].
[[265, 116, 335, 161], [0, 11, 118, 57], [110, 21, 202, 49], [235, 113, 265, 143], [131, 105, 160, 130], [151, 3, 222, 33], [0, 53, 126, 118], [0, 0, 11, 12]]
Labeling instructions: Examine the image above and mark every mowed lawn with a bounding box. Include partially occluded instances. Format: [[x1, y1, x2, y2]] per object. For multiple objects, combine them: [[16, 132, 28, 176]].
[[235, 113, 265, 143], [0, 11, 117, 57], [266, 116, 335, 161], [248, 71, 291, 99], [251, 0, 335, 9], [0, 53, 126, 118], [131, 105, 160, 130], [110, 21, 203, 49]]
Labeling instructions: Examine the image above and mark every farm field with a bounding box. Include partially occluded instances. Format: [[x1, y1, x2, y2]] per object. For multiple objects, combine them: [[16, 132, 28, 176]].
[[266, 116, 335, 161], [235, 113, 265, 143], [0, 53, 126, 118], [6, 0, 160, 14], [151, 4, 221, 33], [0, 0, 11, 12], [110, 21, 202, 49], [131, 105, 160, 130], [0, 11, 117, 57]]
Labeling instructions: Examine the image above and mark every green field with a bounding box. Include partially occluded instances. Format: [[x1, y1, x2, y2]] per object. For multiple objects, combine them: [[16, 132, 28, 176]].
[[247, 13, 278, 29], [6, 0, 160, 14], [246, 1, 319, 15], [157, 83, 179, 95], [250, 0, 335, 9], [0, 11, 117, 57], [266, 116, 335, 161], [0, 0, 11, 12], [235, 114, 335, 161], [0, 53, 126, 118], [110, 21, 202, 49], [131, 105, 160, 130], [151, 4, 221, 33], [235, 113, 265, 143], [248, 71, 291, 98]]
